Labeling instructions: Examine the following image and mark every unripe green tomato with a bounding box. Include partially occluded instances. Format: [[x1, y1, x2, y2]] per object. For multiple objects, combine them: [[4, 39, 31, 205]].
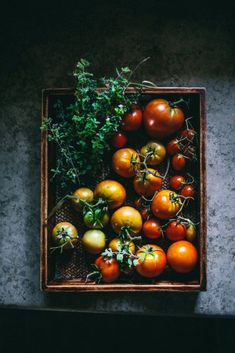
[[52, 222, 78, 250], [83, 210, 110, 229], [82, 229, 106, 254], [186, 224, 196, 242]]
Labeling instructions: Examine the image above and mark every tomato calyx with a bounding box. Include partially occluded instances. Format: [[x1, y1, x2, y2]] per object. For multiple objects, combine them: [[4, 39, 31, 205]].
[[120, 225, 141, 242], [137, 245, 163, 261], [50, 227, 78, 254], [83, 197, 109, 228]]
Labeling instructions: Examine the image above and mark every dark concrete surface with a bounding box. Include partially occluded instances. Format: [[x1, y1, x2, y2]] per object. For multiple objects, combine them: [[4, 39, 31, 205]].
[[0, 1, 234, 316]]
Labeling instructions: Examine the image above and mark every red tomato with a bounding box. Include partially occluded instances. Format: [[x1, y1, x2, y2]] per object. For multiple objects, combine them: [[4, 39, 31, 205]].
[[95, 256, 120, 283], [111, 132, 127, 148], [143, 219, 162, 239], [143, 99, 185, 138], [180, 185, 195, 197], [166, 138, 181, 155], [112, 148, 140, 178], [140, 207, 151, 221], [167, 240, 198, 273], [122, 104, 142, 131], [133, 168, 162, 197], [151, 190, 182, 220], [166, 221, 186, 241], [169, 175, 186, 190], [180, 128, 196, 142], [171, 154, 186, 171], [136, 244, 167, 278]]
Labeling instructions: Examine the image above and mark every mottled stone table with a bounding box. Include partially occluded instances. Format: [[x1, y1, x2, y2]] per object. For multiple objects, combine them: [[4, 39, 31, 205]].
[[0, 2, 234, 316]]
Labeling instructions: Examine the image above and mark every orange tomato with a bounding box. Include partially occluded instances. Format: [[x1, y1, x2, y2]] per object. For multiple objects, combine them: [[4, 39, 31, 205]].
[[136, 244, 167, 278], [112, 148, 140, 178], [166, 221, 186, 241], [140, 141, 166, 166], [143, 219, 162, 239], [151, 190, 182, 220], [94, 180, 126, 209], [167, 240, 198, 273], [95, 256, 120, 283], [111, 206, 142, 237], [109, 238, 136, 254], [133, 168, 162, 197], [72, 187, 94, 211]]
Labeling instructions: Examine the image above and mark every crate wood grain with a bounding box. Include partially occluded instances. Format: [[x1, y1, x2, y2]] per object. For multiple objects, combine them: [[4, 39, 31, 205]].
[[40, 87, 206, 292]]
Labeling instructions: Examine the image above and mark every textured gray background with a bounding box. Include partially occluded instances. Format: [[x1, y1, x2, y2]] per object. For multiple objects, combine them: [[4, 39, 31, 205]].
[[0, 1, 234, 316]]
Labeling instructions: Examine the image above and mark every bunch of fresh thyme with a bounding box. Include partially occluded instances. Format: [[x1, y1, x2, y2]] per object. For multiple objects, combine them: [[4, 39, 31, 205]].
[[41, 58, 140, 191]]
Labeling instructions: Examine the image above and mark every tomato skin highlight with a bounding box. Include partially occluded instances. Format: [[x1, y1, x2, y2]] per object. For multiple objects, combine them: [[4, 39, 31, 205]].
[[94, 180, 126, 209], [136, 244, 167, 278], [143, 99, 185, 138], [169, 175, 186, 190], [121, 104, 142, 131], [151, 190, 182, 220], [140, 141, 166, 166], [133, 168, 162, 197], [180, 185, 195, 198], [171, 154, 186, 171], [143, 219, 162, 239], [167, 240, 198, 273], [111, 132, 127, 148], [95, 256, 120, 283], [166, 221, 186, 241], [112, 148, 140, 178], [111, 206, 143, 236]]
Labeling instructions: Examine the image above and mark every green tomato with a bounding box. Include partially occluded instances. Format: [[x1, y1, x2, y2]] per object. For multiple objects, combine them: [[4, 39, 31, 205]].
[[52, 222, 78, 251], [82, 229, 106, 254], [83, 209, 109, 229]]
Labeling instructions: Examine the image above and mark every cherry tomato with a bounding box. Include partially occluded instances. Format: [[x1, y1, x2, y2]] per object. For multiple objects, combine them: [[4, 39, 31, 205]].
[[133, 168, 162, 197], [111, 206, 143, 237], [94, 180, 126, 209], [52, 222, 79, 251], [166, 221, 186, 241], [171, 154, 186, 171], [166, 138, 181, 155], [112, 148, 140, 178], [180, 185, 195, 197], [143, 219, 162, 239], [72, 188, 94, 211], [140, 207, 151, 221], [151, 190, 182, 220], [185, 224, 197, 242], [121, 104, 142, 131], [95, 256, 120, 283], [180, 128, 196, 142], [109, 238, 135, 254], [167, 240, 198, 273], [136, 244, 167, 278], [143, 99, 185, 138], [169, 175, 186, 190], [140, 141, 166, 166], [82, 229, 106, 254], [111, 132, 127, 148]]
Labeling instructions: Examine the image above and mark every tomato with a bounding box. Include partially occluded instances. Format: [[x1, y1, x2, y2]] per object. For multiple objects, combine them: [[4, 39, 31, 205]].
[[171, 154, 186, 171], [111, 206, 142, 237], [82, 229, 106, 254], [83, 209, 109, 229], [52, 222, 78, 251], [140, 141, 166, 166], [134, 197, 143, 210], [143, 219, 162, 239], [112, 148, 140, 178], [180, 128, 196, 142], [72, 187, 94, 211], [143, 98, 185, 138], [121, 104, 142, 131], [185, 224, 197, 242], [151, 190, 182, 220], [94, 180, 126, 209], [111, 132, 127, 148], [166, 221, 186, 241], [167, 240, 198, 273], [109, 238, 136, 254], [95, 256, 120, 283], [140, 207, 151, 221], [180, 185, 195, 198], [169, 175, 186, 190], [133, 168, 162, 197], [136, 244, 167, 278], [166, 138, 181, 155]]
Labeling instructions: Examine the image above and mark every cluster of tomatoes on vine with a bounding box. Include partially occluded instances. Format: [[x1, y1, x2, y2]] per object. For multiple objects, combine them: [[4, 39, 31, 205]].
[[50, 97, 199, 283]]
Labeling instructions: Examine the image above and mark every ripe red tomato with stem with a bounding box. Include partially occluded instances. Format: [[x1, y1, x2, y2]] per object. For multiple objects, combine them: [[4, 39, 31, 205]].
[[165, 220, 186, 241], [171, 154, 186, 171], [122, 104, 142, 131], [133, 168, 163, 197], [166, 138, 182, 155], [180, 128, 196, 142], [136, 244, 167, 278], [180, 185, 195, 197], [169, 175, 186, 190], [151, 190, 182, 220], [93, 256, 120, 283], [112, 148, 140, 178], [143, 219, 162, 239], [111, 132, 127, 148]]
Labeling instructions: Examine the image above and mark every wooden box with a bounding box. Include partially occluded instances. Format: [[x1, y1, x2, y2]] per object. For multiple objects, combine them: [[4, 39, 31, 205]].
[[41, 87, 206, 292]]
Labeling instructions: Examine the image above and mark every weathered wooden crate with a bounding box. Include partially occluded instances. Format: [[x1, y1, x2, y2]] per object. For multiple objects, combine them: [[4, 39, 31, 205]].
[[41, 87, 206, 292]]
